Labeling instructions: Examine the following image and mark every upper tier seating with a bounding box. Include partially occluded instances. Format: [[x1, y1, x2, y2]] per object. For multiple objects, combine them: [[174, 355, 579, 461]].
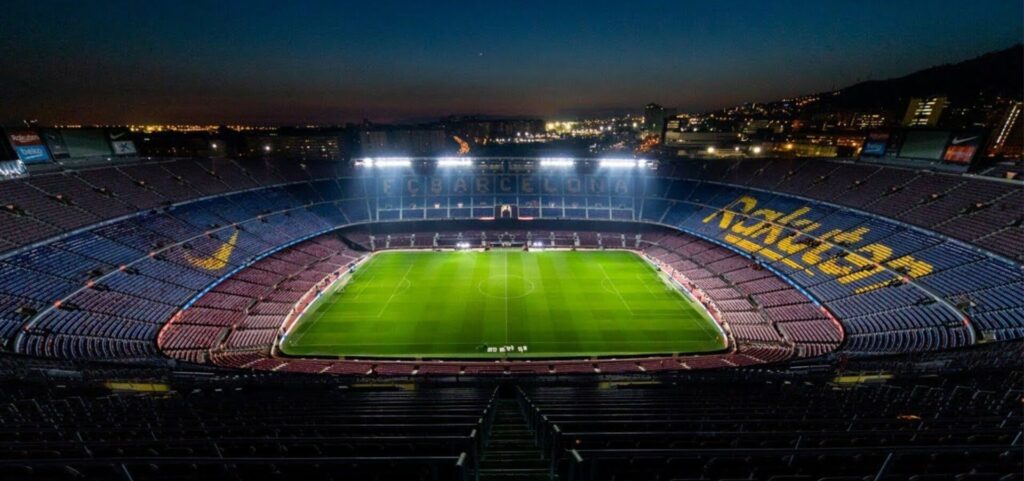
[[0, 156, 1019, 371], [668, 158, 1024, 262]]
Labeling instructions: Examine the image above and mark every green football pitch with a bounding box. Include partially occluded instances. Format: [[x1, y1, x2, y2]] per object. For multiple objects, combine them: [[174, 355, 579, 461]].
[[280, 250, 726, 359]]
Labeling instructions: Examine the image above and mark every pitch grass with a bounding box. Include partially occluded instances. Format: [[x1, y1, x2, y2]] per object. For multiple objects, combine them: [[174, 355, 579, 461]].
[[280, 250, 726, 359]]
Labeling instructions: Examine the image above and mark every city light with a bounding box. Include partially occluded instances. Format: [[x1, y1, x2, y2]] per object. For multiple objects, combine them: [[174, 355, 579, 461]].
[[540, 157, 574, 167], [437, 157, 473, 167], [599, 158, 640, 168], [752, 146, 763, 154], [358, 157, 412, 168], [706, 146, 716, 153]]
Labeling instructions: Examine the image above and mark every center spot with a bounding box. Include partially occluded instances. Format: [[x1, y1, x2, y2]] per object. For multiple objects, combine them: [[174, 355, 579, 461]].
[[478, 275, 535, 299]]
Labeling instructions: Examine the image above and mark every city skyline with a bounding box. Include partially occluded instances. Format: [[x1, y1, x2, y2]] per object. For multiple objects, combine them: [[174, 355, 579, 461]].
[[0, 0, 1021, 124]]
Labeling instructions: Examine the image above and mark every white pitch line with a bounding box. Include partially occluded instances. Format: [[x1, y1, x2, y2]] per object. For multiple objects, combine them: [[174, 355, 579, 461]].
[[598, 263, 634, 316], [504, 251, 510, 345], [375, 264, 413, 318], [288, 281, 340, 347], [349, 273, 377, 301], [655, 271, 723, 343], [636, 272, 662, 297], [293, 339, 711, 347]]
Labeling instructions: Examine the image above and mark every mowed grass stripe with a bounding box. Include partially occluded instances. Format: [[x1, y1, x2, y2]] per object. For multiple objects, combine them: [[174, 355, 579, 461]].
[[280, 250, 726, 359]]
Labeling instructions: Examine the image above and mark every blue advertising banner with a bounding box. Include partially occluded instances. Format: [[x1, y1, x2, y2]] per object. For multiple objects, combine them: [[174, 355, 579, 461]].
[[14, 145, 50, 163], [861, 132, 889, 157], [7, 130, 52, 164]]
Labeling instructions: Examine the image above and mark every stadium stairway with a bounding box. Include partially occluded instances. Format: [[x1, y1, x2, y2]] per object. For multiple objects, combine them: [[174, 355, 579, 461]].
[[479, 396, 549, 481]]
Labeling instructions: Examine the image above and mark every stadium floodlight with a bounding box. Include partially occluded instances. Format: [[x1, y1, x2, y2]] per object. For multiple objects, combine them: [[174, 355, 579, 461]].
[[706, 146, 716, 154], [437, 157, 473, 167], [360, 157, 412, 168], [540, 157, 574, 167], [599, 158, 640, 168], [375, 157, 413, 167], [752, 146, 763, 154]]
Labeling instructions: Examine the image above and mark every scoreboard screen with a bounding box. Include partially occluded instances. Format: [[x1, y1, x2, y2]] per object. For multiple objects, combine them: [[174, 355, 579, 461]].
[[899, 131, 949, 161]]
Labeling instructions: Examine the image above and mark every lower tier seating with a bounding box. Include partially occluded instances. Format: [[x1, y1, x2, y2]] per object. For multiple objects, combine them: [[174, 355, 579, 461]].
[[158, 227, 837, 375]]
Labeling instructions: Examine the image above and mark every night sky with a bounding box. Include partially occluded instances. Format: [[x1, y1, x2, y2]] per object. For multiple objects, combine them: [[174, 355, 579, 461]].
[[1, 0, 1020, 124]]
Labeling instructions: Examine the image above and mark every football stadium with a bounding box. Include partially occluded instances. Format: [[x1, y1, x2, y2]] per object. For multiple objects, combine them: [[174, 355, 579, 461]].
[[0, 2, 1021, 480], [0, 153, 1020, 480]]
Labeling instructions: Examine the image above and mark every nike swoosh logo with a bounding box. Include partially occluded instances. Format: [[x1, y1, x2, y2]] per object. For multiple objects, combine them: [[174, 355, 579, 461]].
[[110, 132, 127, 140], [951, 136, 977, 145], [185, 230, 239, 271]]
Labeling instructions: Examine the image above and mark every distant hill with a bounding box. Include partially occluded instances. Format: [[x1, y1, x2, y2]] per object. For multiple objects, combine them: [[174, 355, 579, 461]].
[[824, 44, 1023, 110]]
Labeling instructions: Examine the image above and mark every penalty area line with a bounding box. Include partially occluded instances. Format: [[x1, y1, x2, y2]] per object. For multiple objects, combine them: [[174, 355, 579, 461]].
[[375, 264, 414, 319], [598, 263, 634, 316]]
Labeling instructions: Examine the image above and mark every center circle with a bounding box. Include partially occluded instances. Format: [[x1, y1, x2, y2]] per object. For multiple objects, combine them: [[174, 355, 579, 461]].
[[478, 275, 535, 299]]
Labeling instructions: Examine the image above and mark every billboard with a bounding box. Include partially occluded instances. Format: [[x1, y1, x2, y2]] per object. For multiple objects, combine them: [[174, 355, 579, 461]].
[[898, 131, 949, 160], [941, 132, 984, 166], [860, 131, 890, 157], [108, 129, 138, 155], [6, 130, 52, 164], [40, 128, 70, 158], [61, 129, 113, 158], [0, 159, 28, 180]]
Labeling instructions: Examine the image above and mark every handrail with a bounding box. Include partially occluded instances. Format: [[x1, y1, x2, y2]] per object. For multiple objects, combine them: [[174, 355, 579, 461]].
[[548, 426, 1014, 438], [569, 444, 1012, 456], [0, 455, 466, 465], [0, 434, 480, 448], [570, 448, 584, 462]]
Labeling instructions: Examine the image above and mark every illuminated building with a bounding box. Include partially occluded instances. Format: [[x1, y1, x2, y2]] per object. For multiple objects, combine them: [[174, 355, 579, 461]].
[[902, 97, 948, 127], [987, 100, 1022, 158], [359, 128, 451, 156], [243, 133, 342, 161], [643, 103, 676, 134]]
